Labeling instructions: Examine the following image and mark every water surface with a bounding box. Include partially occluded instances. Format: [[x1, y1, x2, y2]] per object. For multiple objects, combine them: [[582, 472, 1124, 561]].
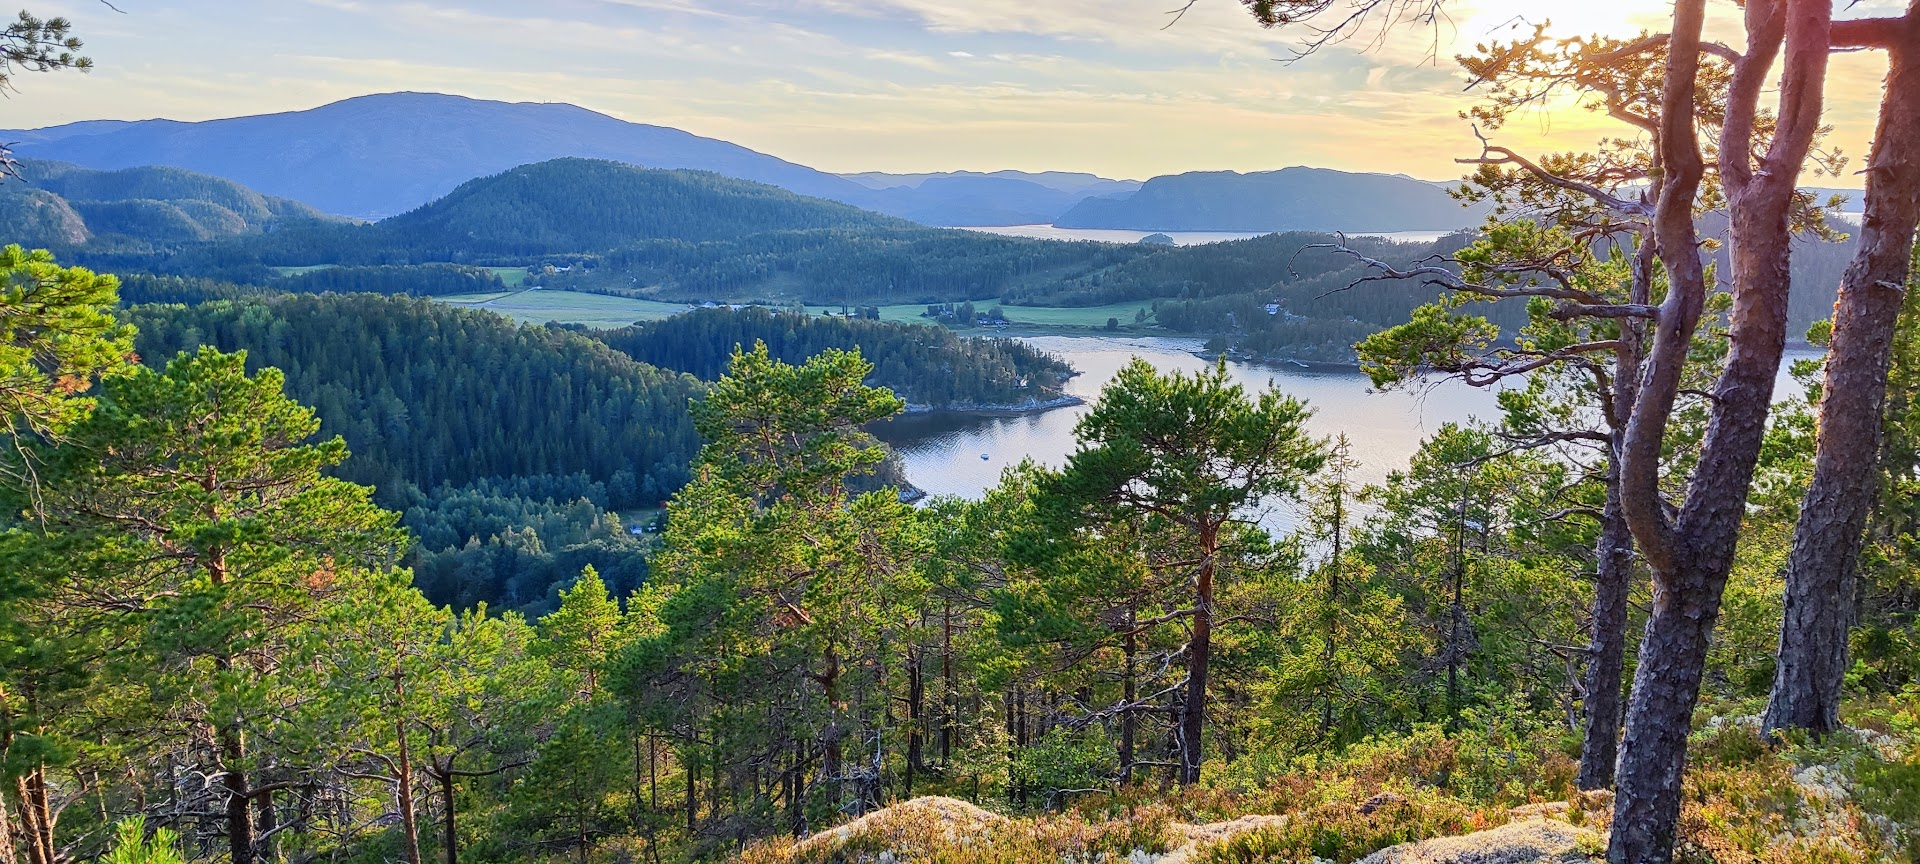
[[873, 336, 1823, 534]]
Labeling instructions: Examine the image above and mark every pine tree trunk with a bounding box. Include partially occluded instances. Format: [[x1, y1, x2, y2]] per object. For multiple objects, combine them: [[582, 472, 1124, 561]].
[[1322, 491, 1343, 736], [683, 749, 696, 837], [255, 788, 278, 864], [1770, 12, 1920, 736], [222, 725, 255, 864], [1610, 555, 1727, 862], [904, 650, 924, 796], [1578, 481, 1635, 790], [1610, 1, 1828, 858], [939, 603, 955, 765], [395, 717, 422, 864], [1178, 524, 1217, 786], [437, 769, 457, 864], [10, 774, 43, 864], [1120, 619, 1137, 786]]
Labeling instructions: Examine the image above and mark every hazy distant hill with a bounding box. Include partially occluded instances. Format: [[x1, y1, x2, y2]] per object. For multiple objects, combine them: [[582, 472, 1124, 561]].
[[0, 159, 332, 247], [1056, 167, 1487, 232], [851, 175, 1097, 226], [842, 170, 1140, 196], [840, 170, 1142, 225], [1, 93, 877, 220]]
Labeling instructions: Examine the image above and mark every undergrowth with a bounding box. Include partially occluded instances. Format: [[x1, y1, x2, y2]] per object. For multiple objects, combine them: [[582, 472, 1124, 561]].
[[730, 705, 1917, 864]]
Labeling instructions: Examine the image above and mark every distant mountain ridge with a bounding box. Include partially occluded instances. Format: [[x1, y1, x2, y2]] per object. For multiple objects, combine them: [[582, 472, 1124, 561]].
[[1056, 167, 1489, 233], [2, 93, 876, 221], [841, 170, 1141, 195], [839, 170, 1142, 225], [7, 93, 1488, 232]]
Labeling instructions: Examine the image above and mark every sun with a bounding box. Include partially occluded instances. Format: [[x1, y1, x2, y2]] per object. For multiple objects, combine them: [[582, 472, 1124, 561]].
[[1450, 0, 1676, 45]]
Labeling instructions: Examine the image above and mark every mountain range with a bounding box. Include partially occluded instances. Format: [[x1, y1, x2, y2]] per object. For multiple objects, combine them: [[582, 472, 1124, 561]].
[[3, 93, 1485, 232]]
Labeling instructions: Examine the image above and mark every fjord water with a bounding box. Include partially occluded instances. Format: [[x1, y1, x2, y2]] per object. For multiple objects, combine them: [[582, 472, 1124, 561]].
[[873, 335, 1821, 534], [871, 335, 1500, 532]]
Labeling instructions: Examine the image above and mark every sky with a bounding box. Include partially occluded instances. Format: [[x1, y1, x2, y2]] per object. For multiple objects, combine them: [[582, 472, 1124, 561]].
[[1, 0, 1900, 183]]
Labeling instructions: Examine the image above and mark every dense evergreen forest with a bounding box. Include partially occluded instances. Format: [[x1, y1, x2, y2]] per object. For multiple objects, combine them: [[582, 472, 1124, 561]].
[[596, 307, 1073, 408], [109, 293, 1073, 612], [125, 294, 706, 510]]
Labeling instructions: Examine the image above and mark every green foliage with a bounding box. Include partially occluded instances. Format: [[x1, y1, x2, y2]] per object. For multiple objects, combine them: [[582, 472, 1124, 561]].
[[0, 244, 133, 452], [0, 11, 89, 90], [599, 306, 1072, 409], [1057, 357, 1323, 519], [1012, 728, 1118, 806], [125, 293, 704, 510], [100, 817, 185, 864], [1356, 303, 1500, 388], [689, 341, 904, 502], [273, 263, 508, 297]]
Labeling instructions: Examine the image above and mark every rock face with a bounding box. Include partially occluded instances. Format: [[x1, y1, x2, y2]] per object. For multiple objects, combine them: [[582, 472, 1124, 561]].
[[787, 796, 1004, 858], [1356, 818, 1601, 864]]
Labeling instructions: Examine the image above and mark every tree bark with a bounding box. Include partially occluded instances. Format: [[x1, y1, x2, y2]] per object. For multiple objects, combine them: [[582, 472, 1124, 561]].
[[222, 726, 255, 864], [1769, 3, 1920, 737], [939, 602, 955, 765], [12, 771, 45, 864], [1177, 522, 1217, 786], [1120, 615, 1137, 786], [1612, 1, 1831, 861], [904, 649, 923, 796], [1578, 480, 1635, 790], [1322, 483, 1344, 736], [395, 717, 422, 864], [437, 769, 457, 864]]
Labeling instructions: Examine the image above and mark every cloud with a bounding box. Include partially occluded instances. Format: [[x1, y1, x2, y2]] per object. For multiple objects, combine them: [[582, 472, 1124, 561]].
[[0, 0, 1887, 184]]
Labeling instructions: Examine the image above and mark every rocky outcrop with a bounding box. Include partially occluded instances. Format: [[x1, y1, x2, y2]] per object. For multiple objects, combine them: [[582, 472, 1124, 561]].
[[1356, 818, 1601, 864]]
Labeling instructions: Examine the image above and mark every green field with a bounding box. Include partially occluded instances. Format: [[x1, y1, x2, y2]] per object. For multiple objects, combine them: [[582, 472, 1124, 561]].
[[273, 264, 529, 288], [433, 290, 1171, 333], [485, 266, 531, 288], [439, 289, 691, 327]]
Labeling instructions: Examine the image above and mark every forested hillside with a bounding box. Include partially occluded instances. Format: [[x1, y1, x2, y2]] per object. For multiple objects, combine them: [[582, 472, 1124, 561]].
[[597, 306, 1074, 408], [0, 159, 332, 247], [121, 295, 702, 612], [1054, 167, 1488, 232], [127, 293, 704, 509]]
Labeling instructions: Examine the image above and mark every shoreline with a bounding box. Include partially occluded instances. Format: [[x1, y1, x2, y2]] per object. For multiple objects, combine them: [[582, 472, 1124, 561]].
[[900, 394, 1086, 415]]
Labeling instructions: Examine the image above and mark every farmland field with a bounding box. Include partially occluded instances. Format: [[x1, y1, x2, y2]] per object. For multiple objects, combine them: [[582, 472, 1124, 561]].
[[271, 264, 530, 288], [444, 291, 1172, 333], [439, 289, 691, 327]]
